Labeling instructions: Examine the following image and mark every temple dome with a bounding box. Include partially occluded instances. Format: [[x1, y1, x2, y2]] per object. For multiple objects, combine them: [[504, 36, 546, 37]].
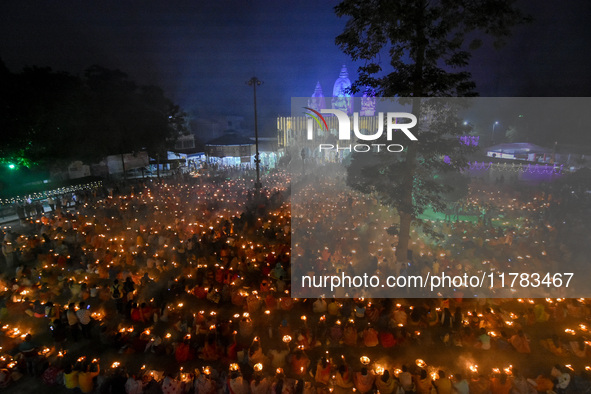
[[332, 65, 352, 97]]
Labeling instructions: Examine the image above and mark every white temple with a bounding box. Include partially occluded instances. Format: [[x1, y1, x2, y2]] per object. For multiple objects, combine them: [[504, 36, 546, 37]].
[[307, 81, 326, 112], [277, 65, 383, 159], [360, 87, 376, 116], [331, 65, 353, 115]]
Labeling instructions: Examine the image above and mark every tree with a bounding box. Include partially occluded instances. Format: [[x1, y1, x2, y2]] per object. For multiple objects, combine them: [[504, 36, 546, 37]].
[[83, 66, 187, 165], [335, 0, 530, 262], [505, 125, 518, 142], [0, 63, 187, 176], [0, 65, 86, 169]]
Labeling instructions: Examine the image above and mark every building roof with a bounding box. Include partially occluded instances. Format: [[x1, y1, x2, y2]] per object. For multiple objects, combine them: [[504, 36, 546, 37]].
[[487, 142, 552, 154]]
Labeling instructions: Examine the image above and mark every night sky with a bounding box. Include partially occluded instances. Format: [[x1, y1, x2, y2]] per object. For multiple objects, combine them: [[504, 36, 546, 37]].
[[1, 0, 590, 138]]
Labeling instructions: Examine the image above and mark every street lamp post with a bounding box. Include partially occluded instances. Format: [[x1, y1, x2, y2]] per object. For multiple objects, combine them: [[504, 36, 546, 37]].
[[492, 121, 499, 144], [247, 77, 263, 191]]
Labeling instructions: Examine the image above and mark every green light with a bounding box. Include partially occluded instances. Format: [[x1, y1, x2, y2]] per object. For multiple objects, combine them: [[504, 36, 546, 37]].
[[8, 163, 15, 169]]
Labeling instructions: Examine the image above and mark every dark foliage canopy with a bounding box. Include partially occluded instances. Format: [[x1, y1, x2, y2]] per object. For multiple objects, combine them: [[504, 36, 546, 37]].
[[334, 0, 530, 258], [0, 60, 187, 170]]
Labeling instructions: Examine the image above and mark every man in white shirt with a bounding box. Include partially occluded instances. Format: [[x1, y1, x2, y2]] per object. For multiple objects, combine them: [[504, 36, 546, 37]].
[[452, 374, 470, 394], [269, 345, 290, 369], [551, 365, 571, 392]]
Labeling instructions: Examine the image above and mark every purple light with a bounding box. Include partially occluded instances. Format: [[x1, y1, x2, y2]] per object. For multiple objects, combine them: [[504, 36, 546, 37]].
[[465, 162, 562, 174], [459, 136, 479, 146]]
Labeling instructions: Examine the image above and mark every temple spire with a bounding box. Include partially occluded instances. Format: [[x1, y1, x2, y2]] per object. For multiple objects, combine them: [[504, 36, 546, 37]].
[[307, 81, 326, 111]]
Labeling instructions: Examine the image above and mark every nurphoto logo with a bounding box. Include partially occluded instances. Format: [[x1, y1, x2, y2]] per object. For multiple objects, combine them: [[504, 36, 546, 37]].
[[303, 107, 418, 153]]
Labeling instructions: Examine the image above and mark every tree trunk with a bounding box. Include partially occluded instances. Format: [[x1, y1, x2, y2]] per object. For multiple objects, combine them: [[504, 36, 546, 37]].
[[396, 141, 418, 263], [395, 0, 426, 263]]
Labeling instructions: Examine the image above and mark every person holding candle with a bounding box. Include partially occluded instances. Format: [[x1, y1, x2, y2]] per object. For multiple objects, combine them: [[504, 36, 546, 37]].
[[290, 350, 310, 378], [469, 374, 490, 394], [314, 357, 331, 387], [475, 328, 491, 350], [490, 372, 513, 394], [398, 365, 413, 393], [66, 304, 80, 342], [432, 370, 452, 394], [327, 299, 340, 317], [328, 320, 343, 345], [342, 323, 357, 346], [130, 303, 143, 322], [362, 324, 379, 347], [269, 343, 290, 370], [375, 369, 398, 394], [251, 373, 272, 394], [509, 330, 531, 354], [174, 338, 194, 364], [162, 371, 182, 394], [195, 369, 217, 394], [78, 361, 100, 394], [329, 364, 351, 394], [354, 367, 375, 394], [413, 369, 431, 394], [313, 298, 328, 314], [124, 373, 143, 394], [508, 369, 533, 394], [18, 334, 39, 376], [63, 364, 79, 392], [248, 341, 267, 367], [111, 279, 124, 314], [451, 373, 469, 394], [227, 370, 249, 394], [123, 276, 135, 303]]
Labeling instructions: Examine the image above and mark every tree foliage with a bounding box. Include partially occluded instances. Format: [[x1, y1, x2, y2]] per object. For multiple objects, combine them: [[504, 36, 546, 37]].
[[335, 0, 530, 261], [335, 0, 531, 97], [0, 62, 187, 170]]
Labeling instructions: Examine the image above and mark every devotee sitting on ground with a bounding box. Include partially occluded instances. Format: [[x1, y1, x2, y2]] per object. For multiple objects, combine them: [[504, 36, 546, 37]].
[[509, 330, 531, 354], [354, 367, 375, 394]]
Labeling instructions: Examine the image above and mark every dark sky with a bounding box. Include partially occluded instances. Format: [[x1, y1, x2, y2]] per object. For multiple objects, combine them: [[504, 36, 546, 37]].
[[1, 0, 590, 137]]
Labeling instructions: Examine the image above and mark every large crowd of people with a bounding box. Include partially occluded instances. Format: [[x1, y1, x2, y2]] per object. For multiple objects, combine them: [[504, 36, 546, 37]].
[[1, 169, 591, 393]]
